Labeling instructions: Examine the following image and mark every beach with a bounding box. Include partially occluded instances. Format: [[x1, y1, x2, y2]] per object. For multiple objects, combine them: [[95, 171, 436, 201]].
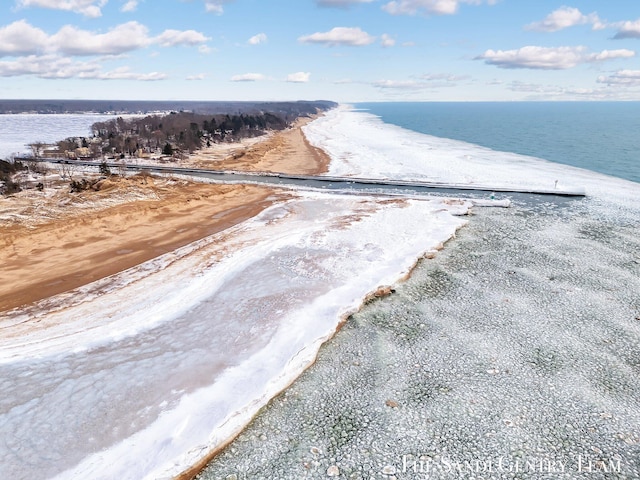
[[196, 195, 640, 479], [0, 111, 473, 480], [194, 106, 640, 479], [2, 106, 639, 480], [0, 116, 328, 313], [191, 116, 331, 174]]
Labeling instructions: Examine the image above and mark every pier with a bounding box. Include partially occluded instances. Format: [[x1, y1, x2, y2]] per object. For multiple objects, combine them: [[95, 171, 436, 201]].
[[17, 157, 587, 198]]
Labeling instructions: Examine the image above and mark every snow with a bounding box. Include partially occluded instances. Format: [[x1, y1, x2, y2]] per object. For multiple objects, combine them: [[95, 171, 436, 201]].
[[0, 191, 469, 480], [303, 105, 640, 205], [6, 104, 638, 480]]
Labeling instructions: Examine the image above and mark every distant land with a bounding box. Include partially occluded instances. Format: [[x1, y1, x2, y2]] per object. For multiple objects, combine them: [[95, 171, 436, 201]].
[[0, 99, 338, 116]]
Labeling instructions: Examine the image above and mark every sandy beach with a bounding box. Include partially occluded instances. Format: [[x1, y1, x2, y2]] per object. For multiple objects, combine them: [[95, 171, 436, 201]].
[[189, 116, 331, 174], [0, 117, 325, 313], [0, 135, 472, 480]]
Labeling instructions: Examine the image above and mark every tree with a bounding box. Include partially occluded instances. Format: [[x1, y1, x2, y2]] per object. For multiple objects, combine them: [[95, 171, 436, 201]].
[[58, 161, 77, 180], [99, 161, 111, 176], [162, 143, 174, 156], [29, 141, 47, 158]]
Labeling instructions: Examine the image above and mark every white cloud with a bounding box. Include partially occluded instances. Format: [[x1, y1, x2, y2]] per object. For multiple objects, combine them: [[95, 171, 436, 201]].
[[316, 0, 374, 7], [506, 80, 631, 100], [382, 0, 497, 16], [0, 20, 210, 57], [0, 54, 87, 77], [597, 70, 640, 86], [0, 20, 49, 56], [155, 29, 211, 47], [508, 80, 565, 95], [0, 54, 165, 80], [527, 10, 640, 40], [231, 73, 266, 82], [92, 66, 166, 80], [373, 79, 428, 89], [299, 27, 376, 46], [286, 71, 311, 83], [588, 49, 635, 61], [525, 7, 604, 32], [612, 19, 640, 39], [373, 73, 469, 90], [52, 21, 152, 56], [420, 72, 470, 82], [204, 0, 234, 14], [380, 33, 396, 47], [121, 0, 139, 12], [15, 0, 107, 17], [186, 73, 206, 80], [0, 19, 209, 81], [248, 33, 267, 45], [476, 46, 635, 70]]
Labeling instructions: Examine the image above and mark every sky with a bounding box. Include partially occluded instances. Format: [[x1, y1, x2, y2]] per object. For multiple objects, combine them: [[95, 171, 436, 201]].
[[1, 0, 640, 102]]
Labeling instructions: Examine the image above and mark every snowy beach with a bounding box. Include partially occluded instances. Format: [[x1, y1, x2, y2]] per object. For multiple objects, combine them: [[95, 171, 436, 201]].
[[197, 106, 640, 478], [198, 193, 640, 480], [0, 194, 470, 479], [0, 112, 471, 479], [2, 104, 640, 479]]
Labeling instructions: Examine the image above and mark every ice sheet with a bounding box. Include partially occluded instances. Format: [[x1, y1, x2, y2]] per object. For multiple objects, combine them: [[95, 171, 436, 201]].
[[0, 192, 469, 480]]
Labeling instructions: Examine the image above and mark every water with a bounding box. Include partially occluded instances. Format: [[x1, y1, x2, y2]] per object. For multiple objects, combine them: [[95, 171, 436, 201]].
[[4, 104, 638, 185], [356, 102, 640, 184], [0, 114, 117, 160], [196, 104, 640, 479], [3, 104, 640, 479]]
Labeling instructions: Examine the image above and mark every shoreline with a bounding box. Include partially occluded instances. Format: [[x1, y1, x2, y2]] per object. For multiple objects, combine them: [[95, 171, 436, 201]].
[[0, 115, 328, 313], [190, 116, 331, 174], [7, 105, 638, 480], [195, 195, 640, 480], [0, 181, 284, 312], [0, 192, 472, 480]]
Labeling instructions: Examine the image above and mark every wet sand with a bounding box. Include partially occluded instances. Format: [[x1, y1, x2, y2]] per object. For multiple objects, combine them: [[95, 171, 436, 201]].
[[0, 117, 326, 313]]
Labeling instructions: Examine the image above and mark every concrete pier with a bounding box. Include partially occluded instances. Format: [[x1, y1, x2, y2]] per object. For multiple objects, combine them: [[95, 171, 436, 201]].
[[18, 157, 587, 197]]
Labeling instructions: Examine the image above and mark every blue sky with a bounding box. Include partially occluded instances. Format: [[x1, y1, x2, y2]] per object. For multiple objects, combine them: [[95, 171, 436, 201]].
[[1, 0, 640, 101]]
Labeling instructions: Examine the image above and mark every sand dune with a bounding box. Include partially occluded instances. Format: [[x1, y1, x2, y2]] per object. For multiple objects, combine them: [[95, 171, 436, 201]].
[[0, 118, 323, 312]]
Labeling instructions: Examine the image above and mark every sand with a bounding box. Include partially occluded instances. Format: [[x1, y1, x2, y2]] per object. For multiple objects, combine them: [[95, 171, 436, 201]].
[[0, 117, 326, 313], [189, 116, 331, 174]]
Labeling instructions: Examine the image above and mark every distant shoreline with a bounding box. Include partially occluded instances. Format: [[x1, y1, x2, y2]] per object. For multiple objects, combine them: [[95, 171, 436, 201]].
[[0, 99, 338, 115]]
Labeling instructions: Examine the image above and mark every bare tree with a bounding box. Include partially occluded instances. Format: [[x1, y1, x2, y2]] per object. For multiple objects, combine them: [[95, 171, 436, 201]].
[[117, 161, 128, 177], [29, 141, 48, 158], [24, 159, 49, 176], [58, 162, 77, 180], [57, 139, 78, 159]]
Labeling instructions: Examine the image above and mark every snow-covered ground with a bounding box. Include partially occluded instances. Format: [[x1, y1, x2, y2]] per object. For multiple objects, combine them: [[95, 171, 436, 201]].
[[4, 104, 638, 480], [0, 191, 469, 480]]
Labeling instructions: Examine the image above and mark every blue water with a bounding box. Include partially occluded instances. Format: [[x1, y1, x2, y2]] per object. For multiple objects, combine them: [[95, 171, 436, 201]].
[[356, 102, 640, 184]]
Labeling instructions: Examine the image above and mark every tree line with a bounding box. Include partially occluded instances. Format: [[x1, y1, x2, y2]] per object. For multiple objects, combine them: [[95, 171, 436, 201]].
[[89, 111, 293, 157]]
